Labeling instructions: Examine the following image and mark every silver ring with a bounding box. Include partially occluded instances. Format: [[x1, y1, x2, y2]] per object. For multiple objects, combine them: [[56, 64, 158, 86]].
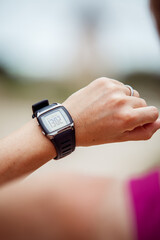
[[125, 85, 134, 96]]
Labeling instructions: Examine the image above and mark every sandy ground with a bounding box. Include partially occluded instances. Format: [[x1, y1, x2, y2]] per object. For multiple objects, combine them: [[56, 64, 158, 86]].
[[0, 92, 160, 180]]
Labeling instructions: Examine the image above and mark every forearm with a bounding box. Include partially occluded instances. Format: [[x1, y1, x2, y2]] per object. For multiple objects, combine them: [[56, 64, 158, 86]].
[[0, 173, 132, 240], [0, 119, 56, 185]]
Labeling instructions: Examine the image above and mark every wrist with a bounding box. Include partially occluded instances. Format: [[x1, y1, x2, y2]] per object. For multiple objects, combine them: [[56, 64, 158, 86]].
[[31, 118, 57, 160], [62, 101, 84, 147]]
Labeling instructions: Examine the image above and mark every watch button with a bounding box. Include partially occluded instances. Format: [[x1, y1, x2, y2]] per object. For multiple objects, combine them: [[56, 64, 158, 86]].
[[42, 131, 45, 136]]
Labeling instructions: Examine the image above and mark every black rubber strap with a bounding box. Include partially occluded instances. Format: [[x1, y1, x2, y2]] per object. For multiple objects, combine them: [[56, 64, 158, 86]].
[[52, 128, 75, 160], [32, 100, 49, 118]]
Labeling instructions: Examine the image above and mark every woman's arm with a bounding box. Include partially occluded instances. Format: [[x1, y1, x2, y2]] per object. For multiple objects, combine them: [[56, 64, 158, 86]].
[[0, 172, 133, 240], [0, 78, 160, 185], [0, 119, 56, 185]]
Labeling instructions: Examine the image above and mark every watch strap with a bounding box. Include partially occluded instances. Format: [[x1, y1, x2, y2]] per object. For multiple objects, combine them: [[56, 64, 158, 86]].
[[32, 100, 49, 118], [52, 128, 75, 160]]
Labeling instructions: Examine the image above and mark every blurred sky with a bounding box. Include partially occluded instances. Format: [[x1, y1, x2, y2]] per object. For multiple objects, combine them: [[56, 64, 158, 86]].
[[0, 0, 159, 80]]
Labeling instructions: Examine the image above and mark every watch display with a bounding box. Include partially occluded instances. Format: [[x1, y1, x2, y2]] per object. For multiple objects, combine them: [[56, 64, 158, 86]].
[[41, 108, 70, 133]]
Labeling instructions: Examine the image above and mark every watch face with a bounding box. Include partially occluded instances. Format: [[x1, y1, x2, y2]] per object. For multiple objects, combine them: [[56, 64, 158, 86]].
[[40, 108, 70, 133]]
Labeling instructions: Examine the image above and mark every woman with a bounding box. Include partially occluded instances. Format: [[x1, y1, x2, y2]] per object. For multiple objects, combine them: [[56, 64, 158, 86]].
[[0, 1, 159, 239]]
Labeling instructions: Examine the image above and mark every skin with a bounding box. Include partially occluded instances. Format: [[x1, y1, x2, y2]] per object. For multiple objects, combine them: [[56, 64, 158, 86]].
[[0, 2, 160, 238], [0, 79, 159, 239], [0, 78, 160, 185], [64, 78, 160, 146], [0, 173, 132, 240]]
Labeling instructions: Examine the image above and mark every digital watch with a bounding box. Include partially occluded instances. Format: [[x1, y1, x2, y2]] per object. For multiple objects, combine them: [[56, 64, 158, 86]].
[[32, 100, 75, 160]]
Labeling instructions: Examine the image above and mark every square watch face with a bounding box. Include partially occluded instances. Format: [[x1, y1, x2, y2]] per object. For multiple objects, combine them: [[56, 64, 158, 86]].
[[40, 108, 70, 133]]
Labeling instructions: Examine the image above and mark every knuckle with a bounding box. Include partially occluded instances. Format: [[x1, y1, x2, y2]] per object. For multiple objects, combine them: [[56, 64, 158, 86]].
[[109, 95, 125, 107], [110, 83, 119, 91], [111, 96, 127, 108], [112, 79, 123, 86], [95, 77, 108, 86], [140, 99, 147, 106], [152, 107, 159, 120], [108, 83, 121, 95], [117, 97, 127, 106], [125, 112, 135, 122], [117, 111, 134, 128], [121, 111, 137, 129], [91, 78, 108, 90], [93, 78, 123, 91], [95, 77, 119, 92]]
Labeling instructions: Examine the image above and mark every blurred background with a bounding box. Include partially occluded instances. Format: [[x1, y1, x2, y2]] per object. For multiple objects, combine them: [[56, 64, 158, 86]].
[[0, 0, 160, 179]]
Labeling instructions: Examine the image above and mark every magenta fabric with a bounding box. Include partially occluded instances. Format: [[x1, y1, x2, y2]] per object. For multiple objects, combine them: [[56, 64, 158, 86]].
[[129, 171, 160, 240]]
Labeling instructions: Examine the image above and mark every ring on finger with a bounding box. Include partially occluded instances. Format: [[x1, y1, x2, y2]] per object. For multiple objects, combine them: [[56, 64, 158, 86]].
[[125, 85, 134, 97]]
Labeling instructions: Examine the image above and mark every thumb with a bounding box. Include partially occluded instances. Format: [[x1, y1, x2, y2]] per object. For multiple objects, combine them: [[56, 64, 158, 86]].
[[122, 118, 160, 141]]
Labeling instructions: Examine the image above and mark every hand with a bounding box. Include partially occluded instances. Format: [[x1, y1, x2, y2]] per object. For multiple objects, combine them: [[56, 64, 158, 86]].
[[63, 77, 160, 146]]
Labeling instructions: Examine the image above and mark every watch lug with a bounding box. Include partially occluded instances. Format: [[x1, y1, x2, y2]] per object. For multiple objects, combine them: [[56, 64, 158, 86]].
[[42, 131, 46, 136], [47, 134, 55, 140], [47, 124, 74, 140]]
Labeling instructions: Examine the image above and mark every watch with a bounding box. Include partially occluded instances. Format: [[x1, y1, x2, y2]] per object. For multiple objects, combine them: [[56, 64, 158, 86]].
[[32, 100, 75, 160]]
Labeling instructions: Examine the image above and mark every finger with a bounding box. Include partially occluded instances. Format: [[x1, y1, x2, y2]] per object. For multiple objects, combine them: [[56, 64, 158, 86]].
[[115, 85, 139, 99], [124, 86, 140, 98], [133, 89, 140, 98], [125, 96, 147, 108], [122, 118, 160, 141], [126, 106, 159, 131], [104, 79, 140, 97], [118, 84, 140, 98]]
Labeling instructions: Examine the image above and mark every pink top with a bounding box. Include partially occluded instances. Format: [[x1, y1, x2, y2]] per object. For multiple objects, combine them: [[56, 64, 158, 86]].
[[129, 171, 160, 240]]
